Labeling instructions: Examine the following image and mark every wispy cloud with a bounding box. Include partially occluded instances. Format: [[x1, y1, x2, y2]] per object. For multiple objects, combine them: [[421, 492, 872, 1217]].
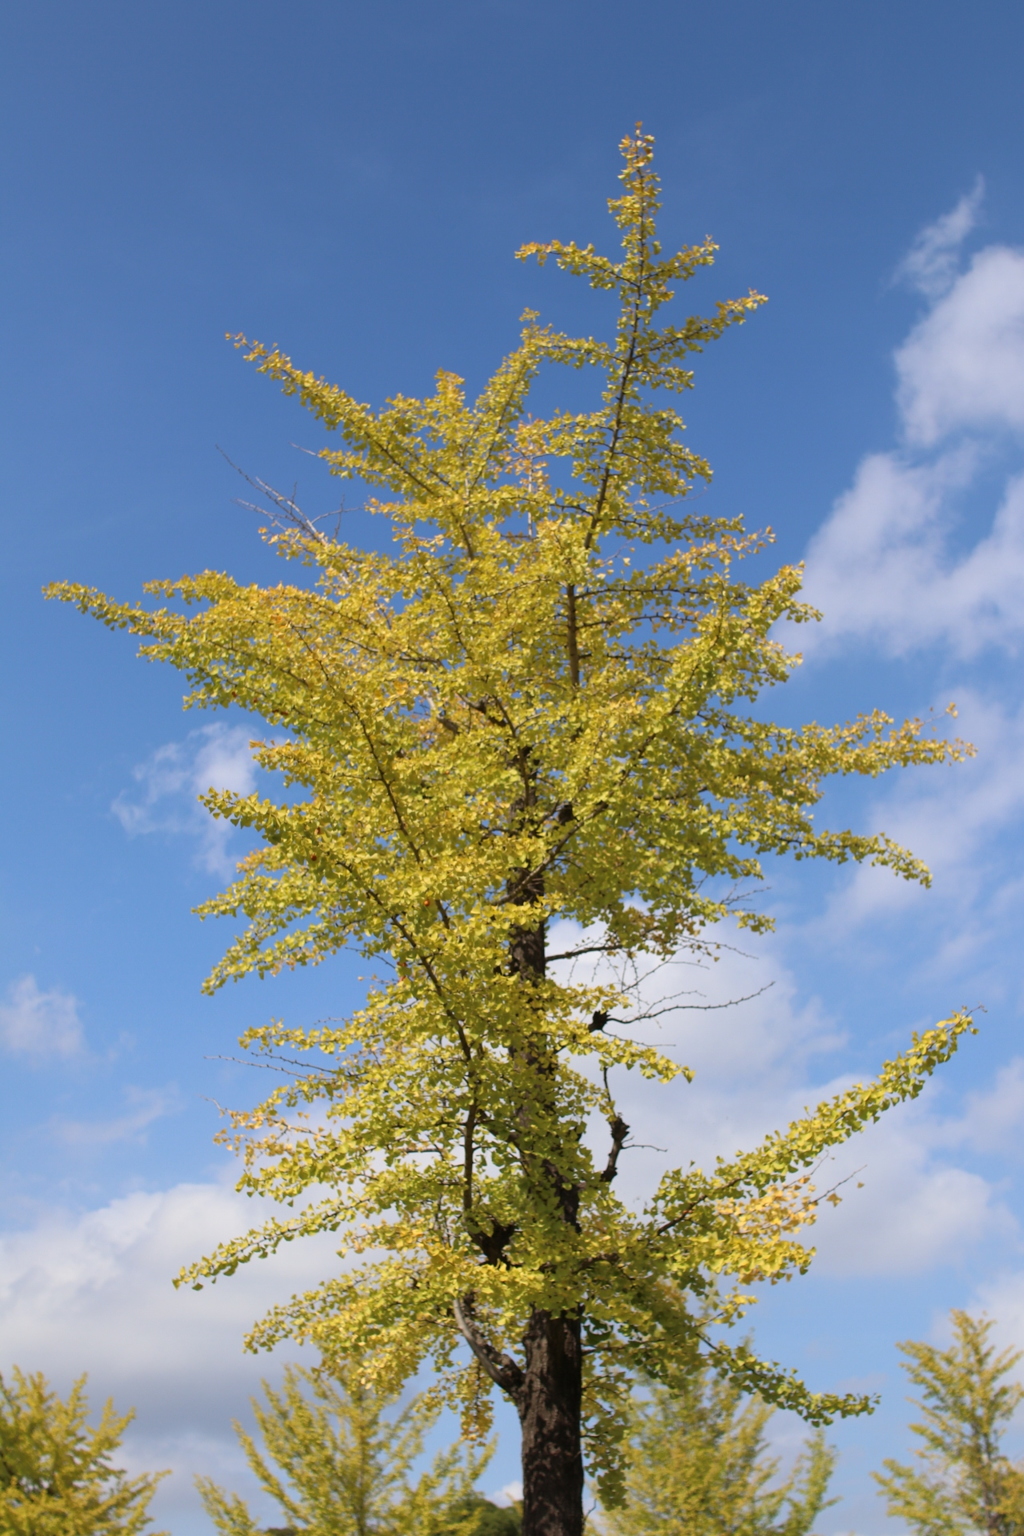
[[895, 177, 984, 300], [113, 723, 258, 876], [0, 975, 84, 1058], [55, 1085, 180, 1146]]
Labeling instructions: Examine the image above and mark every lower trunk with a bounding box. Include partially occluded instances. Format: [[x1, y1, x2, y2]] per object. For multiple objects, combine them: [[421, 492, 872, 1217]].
[[518, 1308, 584, 1536]]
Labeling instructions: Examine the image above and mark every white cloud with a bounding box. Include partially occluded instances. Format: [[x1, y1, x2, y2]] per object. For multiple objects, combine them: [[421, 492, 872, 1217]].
[[897, 246, 1024, 448], [801, 195, 1024, 659], [0, 974, 84, 1058], [113, 723, 258, 875], [800, 450, 1024, 656], [973, 1272, 1024, 1366], [491, 1479, 523, 1506], [815, 689, 1024, 941], [895, 178, 983, 301], [958, 1058, 1024, 1158], [0, 1179, 330, 1420], [804, 1100, 1013, 1278], [906, 1056, 1024, 1169]]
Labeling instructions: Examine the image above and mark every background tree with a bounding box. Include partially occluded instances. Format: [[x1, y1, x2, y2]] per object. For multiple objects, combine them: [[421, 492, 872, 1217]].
[[443, 1496, 521, 1536], [876, 1311, 1024, 1536], [0, 1367, 167, 1536], [49, 129, 974, 1536], [196, 1357, 489, 1536], [601, 1358, 836, 1536]]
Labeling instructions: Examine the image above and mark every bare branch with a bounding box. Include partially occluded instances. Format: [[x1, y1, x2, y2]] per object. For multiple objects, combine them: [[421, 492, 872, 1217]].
[[609, 982, 774, 1028], [217, 447, 343, 542]]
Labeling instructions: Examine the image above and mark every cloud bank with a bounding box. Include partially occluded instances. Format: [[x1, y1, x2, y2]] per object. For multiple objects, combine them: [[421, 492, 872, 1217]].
[[790, 192, 1024, 1404], [557, 931, 1012, 1280], [1, 959, 1013, 1529], [0, 1178, 339, 1534]]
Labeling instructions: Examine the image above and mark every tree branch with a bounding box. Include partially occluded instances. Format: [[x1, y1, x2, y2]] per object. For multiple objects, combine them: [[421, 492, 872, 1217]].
[[566, 582, 581, 686], [452, 1297, 524, 1398], [601, 1115, 630, 1183]]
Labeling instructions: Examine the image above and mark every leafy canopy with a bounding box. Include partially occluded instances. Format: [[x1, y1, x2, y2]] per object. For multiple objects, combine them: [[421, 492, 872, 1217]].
[[876, 1311, 1024, 1536], [0, 1368, 167, 1536], [48, 129, 974, 1502]]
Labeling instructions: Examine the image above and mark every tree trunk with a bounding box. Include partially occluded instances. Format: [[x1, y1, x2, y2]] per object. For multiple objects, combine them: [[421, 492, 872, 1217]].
[[506, 848, 584, 1536], [518, 1308, 584, 1536]]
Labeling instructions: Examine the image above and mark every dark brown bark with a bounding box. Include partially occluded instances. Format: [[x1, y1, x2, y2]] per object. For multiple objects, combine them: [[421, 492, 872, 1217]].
[[518, 1309, 585, 1536], [452, 1300, 586, 1536]]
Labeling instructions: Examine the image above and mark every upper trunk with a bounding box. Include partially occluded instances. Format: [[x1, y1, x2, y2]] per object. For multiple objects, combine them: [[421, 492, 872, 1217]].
[[508, 859, 546, 981]]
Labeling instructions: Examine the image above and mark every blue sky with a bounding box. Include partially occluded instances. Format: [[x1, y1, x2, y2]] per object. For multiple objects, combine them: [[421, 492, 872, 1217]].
[[3, 2, 1024, 1531]]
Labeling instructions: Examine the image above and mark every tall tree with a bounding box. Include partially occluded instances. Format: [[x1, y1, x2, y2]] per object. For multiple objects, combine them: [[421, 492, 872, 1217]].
[[48, 129, 974, 1536], [0, 1368, 167, 1536], [602, 1360, 836, 1536], [876, 1311, 1024, 1536], [197, 1358, 488, 1536]]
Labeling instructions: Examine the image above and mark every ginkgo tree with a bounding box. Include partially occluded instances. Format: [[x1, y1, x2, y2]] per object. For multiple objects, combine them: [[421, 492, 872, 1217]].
[[0, 1368, 167, 1536], [603, 1353, 837, 1536], [197, 1357, 491, 1536], [49, 130, 975, 1536], [876, 1311, 1024, 1536]]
